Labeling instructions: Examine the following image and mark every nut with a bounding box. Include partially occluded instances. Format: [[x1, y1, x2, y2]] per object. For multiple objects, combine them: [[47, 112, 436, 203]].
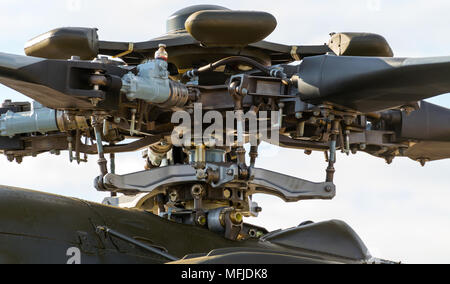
[[196, 169, 207, 180], [229, 211, 243, 225], [223, 189, 232, 199], [191, 184, 204, 198], [169, 191, 178, 202]]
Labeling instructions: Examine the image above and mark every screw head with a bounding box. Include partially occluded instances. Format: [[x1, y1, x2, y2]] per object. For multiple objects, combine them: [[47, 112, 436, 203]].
[[197, 216, 207, 226], [230, 212, 243, 225], [344, 117, 354, 125], [196, 169, 207, 180], [169, 192, 178, 202], [191, 184, 204, 197], [223, 189, 232, 199], [248, 229, 257, 237]]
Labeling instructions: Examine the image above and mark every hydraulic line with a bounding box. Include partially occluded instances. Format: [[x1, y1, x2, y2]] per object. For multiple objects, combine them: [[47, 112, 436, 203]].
[[185, 56, 270, 77]]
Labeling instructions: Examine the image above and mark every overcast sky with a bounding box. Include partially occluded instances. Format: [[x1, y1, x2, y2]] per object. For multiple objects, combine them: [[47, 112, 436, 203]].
[[0, 0, 449, 263]]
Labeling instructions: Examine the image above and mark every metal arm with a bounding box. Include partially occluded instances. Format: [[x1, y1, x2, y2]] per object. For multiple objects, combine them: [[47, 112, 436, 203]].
[[100, 163, 335, 202]]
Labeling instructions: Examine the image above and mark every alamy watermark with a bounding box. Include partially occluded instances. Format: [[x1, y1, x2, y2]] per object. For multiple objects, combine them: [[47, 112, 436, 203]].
[[171, 103, 280, 147]]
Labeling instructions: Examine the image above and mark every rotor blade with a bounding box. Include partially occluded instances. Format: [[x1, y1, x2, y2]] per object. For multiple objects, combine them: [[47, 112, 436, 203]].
[[398, 101, 450, 162], [378, 101, 450, 161], [400, 101, 450, 141], [0, 52, 124, 110], [404, 141, 450, 162], [296, 55, 450, 112]]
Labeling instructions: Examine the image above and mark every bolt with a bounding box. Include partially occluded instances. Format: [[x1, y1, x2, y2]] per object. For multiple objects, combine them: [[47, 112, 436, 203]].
[[230, 211, 243, 225], [226, 169, 234, 176], [419, 159, 428, 167], [196, 169, 207, 180], [223, 189, 232, 199], [385, 156, 394, 165], [325, 185, 333, 192], [344, 116, 354, 125], [90, 98, 101, 106], [191, 184, 204, 198], [169, 192, 178, 202], [15, 156, 23, 164], [197, 215, 207, 226]]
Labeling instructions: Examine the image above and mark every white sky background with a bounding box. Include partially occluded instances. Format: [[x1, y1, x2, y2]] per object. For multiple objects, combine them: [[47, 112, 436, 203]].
[[0, 0, 449, 263]]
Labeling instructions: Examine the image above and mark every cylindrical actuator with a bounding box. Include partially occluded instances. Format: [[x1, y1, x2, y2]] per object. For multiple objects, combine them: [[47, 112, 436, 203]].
[[0, 101, 58, 137], [0, 101, 88, 137]]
